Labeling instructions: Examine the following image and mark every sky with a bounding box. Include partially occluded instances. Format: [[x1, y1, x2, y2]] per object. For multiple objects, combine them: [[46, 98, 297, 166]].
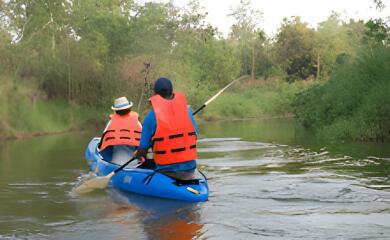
[[142, 0, 389, 37]]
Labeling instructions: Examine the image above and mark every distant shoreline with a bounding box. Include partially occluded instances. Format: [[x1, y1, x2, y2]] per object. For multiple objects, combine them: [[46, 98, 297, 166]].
[[0, 116, 296, 142]]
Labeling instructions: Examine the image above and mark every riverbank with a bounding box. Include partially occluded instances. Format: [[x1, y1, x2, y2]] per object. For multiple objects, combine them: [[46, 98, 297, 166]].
[[1, 78, 312, 141], [200, 78, 313, 120], [3, 70, 389, 143], [0, 80, 103, 141], [293, 45, 390, 142]]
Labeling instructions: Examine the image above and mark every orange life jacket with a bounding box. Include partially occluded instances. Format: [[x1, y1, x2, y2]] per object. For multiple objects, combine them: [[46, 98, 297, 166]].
[[150, 92, 197, 165], [99, 112, 142, 151]]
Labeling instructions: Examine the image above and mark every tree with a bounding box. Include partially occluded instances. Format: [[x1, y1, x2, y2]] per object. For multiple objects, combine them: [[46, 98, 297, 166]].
[[314, 12, 350, 80], [274, 16, 316, 82], [228, 0, 264, 80], [366, 19, 390, 46], [174, 1, 239, 87], [373, 0, 386, 10]]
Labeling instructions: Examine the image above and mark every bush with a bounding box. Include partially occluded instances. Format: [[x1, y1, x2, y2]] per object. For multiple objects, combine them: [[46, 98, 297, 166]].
[[0, 77, 102, 138], [293, 45, 390, 141], [200, 79, 312, 120]]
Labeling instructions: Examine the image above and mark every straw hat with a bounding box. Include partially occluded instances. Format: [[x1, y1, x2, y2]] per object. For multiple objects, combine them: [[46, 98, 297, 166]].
[[111, 97, 133, 111]]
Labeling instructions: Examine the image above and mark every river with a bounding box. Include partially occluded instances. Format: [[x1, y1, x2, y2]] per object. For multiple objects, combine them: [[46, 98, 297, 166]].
[[1, 119, 389, 239]]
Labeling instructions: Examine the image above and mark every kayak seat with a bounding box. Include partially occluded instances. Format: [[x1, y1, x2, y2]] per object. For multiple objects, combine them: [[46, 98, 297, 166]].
[[161, 170, 200, 180], [161, 170, 204, 186], [141, 169, 201, 186], [173, 178, 200, 186]]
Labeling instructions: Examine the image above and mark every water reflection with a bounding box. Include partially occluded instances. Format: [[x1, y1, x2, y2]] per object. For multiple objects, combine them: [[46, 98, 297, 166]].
[[106, 189, 203, 240], [1, 119, 390, 239]]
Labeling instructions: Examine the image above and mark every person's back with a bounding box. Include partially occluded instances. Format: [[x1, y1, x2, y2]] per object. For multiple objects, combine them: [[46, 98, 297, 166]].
[[135, 78, 198, 172], [99, 97, 142, 165]]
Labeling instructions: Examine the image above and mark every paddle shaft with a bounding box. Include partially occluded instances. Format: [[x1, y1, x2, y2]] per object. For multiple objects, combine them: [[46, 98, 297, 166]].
[[192, 76, 246, 115], [192, 104, 205, 115], [114, 157, 136, 174]]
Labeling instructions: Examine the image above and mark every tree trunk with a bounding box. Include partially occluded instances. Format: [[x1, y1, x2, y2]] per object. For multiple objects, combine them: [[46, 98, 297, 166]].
[[66, 37, 74, 124], [316, 53, 320, 80], [251, 44, 255, 80], [67, 38, 71, 103], [51, 13, 55, 58]]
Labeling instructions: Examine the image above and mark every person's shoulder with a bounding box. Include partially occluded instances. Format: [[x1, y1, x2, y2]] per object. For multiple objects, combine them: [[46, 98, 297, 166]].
[[144, 110, 156, 121], [187, 106, 194, 114], [145, 110, 155, 116], [130, 111, 139, 117]]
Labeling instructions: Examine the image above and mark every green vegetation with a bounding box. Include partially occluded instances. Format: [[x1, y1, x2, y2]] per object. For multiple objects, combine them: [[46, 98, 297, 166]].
[[0, 78, 101, 139], [293, 46, 390, 141], [0, 0, 389, 141], [292, 3, 390, 141], [202, 79, 313, 120]]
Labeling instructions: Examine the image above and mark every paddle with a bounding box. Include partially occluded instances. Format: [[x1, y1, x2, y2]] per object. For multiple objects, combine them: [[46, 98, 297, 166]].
[[74, 75, 245, 194], [74, 157, 136, 194], [193, 75, 247, 115]]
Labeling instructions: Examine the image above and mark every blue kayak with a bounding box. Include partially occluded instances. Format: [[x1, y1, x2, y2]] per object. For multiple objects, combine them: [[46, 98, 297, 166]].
[[84, 138, 209, 202]]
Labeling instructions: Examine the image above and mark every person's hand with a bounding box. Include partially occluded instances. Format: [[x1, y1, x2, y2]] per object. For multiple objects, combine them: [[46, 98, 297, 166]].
[[133, 149, 147, 160]]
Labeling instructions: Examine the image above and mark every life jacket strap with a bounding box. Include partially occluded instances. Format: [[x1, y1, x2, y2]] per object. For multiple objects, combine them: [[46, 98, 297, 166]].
[[155, 150, 167, 154], [169, 133, 184, 139], [171, 147, 185, 153]]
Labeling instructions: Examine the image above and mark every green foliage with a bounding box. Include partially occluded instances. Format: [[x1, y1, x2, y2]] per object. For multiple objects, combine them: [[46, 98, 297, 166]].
[[293, 46, 390, 141], [315, 13, 348, 79], [0, 78, 101, 138], [202, 79, 312, 120], [273, 17, 316, 82], [0, 0, 388, 143], [228, 0, 265, 79], [366, 18, 390, 46]]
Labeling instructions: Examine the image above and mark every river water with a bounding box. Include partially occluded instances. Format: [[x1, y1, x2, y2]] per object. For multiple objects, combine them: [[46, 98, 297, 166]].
[[1, 119, 390, 239]]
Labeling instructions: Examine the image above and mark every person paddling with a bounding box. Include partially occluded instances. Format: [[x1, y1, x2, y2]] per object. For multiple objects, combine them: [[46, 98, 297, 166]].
[[134, 77, 198, 172], [98, 97, 142, 165], [74, 76, 241, 194]]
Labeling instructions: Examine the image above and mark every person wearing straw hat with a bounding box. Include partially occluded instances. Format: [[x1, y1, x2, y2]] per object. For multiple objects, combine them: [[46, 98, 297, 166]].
[[133, 77, 198, 172], [98, 97, 142, 165]]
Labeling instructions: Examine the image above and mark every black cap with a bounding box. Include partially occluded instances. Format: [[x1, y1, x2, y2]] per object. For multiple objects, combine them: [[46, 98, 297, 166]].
[[154, 77, 173, 98]]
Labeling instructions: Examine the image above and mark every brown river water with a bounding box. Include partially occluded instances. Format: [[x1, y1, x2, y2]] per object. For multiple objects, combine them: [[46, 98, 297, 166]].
[[1, 119, 390, 239]]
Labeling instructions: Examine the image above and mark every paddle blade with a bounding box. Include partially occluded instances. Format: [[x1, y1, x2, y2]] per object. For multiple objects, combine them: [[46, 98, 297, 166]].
[[73, 172, 115, 194]]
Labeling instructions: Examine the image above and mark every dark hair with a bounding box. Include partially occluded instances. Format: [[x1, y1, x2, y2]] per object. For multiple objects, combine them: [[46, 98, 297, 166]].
[[115, 108, 131, 115]]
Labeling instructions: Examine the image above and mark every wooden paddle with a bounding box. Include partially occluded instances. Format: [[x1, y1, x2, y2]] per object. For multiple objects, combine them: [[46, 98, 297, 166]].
[[74, 157, 136, 194]]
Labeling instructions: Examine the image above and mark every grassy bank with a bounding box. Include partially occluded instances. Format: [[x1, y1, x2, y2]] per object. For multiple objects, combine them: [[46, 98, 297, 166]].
[[0, 76, 314, 139], [200, 79, 314, 120], [0, 79, 102, 140]]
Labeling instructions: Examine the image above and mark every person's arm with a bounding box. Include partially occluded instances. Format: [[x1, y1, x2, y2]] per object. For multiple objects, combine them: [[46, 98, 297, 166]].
[[98, 119, 111, 149], [134, 111, 156, 159], [102, 120, 111, 133], [188, 107, 198, 135], [139, 110, 156, 149]]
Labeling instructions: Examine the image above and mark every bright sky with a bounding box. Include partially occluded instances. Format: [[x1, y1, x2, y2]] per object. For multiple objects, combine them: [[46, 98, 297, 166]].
[[142, 0, 389, 37]]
